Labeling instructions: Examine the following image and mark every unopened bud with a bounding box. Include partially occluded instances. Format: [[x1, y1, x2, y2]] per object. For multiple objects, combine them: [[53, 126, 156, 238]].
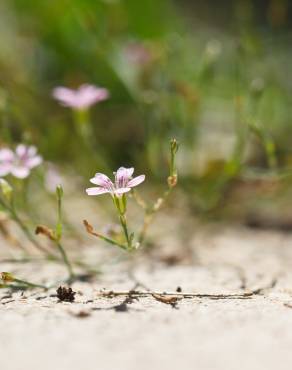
[[0, 179, 13, 202], [170, 138, 179, 155], [153, 197, 164, 211], [56, 184, 63, 199], [169, 139, 179, 188], [133, 242, 140, 250], [167, 174, 178, 188], [1, 272, 15, 283]]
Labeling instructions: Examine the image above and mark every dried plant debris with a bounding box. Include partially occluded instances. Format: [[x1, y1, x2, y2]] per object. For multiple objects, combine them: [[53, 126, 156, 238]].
[[152, 294, 182, 308], [83, 220, 100, 238], [69, 309, 91, 318], [35, 225, 56, 241], [56, 286, 76, 302]]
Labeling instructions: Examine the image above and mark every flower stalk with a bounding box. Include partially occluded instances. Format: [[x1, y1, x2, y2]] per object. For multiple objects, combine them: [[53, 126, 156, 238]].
[[137, 139, 179, 244], [35, 185, 75, 281], [54, 185, 75, 281], [85, 167, 146, 251], [85, 139, 179, 251]]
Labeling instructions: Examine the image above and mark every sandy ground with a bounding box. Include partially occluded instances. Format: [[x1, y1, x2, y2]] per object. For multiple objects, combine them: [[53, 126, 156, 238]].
[[2, 224, 292, 370]]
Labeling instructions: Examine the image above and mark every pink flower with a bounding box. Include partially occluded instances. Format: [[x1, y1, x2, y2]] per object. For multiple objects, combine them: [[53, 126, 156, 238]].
[[52, 84, 109, 110], [0, 145, 42, 179], [86, 167, 145, 197], [0, 148, 15, 177]]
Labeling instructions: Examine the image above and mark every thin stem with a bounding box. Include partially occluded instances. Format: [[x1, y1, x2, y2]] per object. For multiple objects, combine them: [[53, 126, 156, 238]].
[[138, 138, 178, 245], [113, 195, 132, 250], [138, 188, 172, 244], [264, 137, 277, 170], [96, 232, 128, 251], [56, 242, 75, 281], [131, 189, 147, 210], [13, 278, 47, 289], [73, 109, 109, 171], [119, 214, 131, 248], [0, 197, 52, 256]]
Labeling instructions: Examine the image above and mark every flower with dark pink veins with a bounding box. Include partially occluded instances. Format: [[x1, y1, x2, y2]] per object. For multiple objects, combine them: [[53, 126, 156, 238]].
[[52, 84, 109, 110], [0, 145, 42, 179], [86, 167, 145, 197]]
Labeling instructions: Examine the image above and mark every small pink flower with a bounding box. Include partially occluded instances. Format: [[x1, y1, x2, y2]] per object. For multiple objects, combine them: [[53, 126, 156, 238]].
[[0, 145, 42, 179], [52, 84, 109, 110], [86, 167, 145, 197]]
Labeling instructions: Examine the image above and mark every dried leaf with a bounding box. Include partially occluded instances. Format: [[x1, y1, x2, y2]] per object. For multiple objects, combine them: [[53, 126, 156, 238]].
[[152, 293, 182, 305], [35, 225, 56, 241], [83, 220, 101, 238]]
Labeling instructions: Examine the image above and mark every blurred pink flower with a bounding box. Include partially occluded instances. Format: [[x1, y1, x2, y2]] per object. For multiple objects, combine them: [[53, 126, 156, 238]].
[[45, 163, 63, 193], [86, 167, 145, 197], [0, 148, 14, 177], [0, 145, 42, 179], [52, 84, 109, 110], [124, 43, 151, 65]]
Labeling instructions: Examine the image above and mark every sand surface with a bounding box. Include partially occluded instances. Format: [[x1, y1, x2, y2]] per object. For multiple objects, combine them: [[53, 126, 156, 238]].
[[1, 225, 292, 370]]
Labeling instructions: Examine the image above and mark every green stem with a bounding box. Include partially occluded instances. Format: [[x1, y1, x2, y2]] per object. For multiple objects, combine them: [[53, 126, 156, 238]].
[[0, 198, 52, 256], [56, 242, 75, 281], [73, 109, 109, 171], [138, 188, 172, 245], [119, 214, 131, 248], [93, 233, 128, 251], [131, 189, 147, 210], [264, 137, 277, 170], [13, 278, 47, 289], [112, 195, 132, 250]]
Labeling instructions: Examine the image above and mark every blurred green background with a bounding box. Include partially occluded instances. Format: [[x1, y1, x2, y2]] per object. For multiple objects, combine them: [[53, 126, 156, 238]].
[[1, 0, 292, 220]]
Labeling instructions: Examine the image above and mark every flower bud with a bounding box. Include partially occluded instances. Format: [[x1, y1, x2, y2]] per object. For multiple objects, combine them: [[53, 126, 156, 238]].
[[56, 184, 63, 199], [169, 139, 179, 188], [167, 174, 178, 188], [170, 138, 179, 155], [0, 178, 13, 202], [1, 272, 15, 283]]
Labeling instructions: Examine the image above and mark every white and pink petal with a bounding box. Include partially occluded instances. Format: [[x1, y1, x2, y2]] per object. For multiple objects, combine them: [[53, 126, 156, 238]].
[[0, 148, 14, 162], [114, 187, 131, 196], [11, 166, 30, 179], [26, 155, 43, 168], [90, 173, 114, 189], [115, 167, 135, 188], [127, 175, 145, 188], [86, 187, 110, 196], [0, 163, 13, 176]]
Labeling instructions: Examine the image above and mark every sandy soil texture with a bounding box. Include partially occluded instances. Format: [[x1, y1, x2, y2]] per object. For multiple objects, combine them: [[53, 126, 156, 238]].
[[1, 225, 292, 370]]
